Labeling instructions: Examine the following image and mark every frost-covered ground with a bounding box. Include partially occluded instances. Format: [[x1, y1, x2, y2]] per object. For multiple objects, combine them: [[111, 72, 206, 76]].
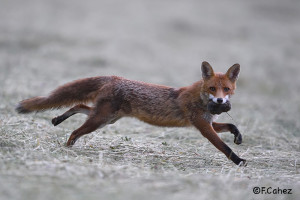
[[0, 0, 300, 199]]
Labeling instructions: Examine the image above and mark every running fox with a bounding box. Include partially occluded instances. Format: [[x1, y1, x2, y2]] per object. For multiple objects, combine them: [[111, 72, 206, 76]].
[[16, 61, 246, 165]]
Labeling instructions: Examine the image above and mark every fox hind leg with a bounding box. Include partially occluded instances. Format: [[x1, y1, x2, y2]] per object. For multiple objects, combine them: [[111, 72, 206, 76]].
[[52, 104, 91, 126], [66, 101, 119, 146], [212, 122, 242, 145]]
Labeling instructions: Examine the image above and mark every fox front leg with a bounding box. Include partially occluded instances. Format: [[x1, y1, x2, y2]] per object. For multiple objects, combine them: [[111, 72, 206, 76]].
[[192, 117, 246, 166], [212, 122, 242, 145]]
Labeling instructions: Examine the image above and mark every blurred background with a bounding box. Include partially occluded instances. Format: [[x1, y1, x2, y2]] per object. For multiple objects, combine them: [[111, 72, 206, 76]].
[[0, 0, 299, 200]]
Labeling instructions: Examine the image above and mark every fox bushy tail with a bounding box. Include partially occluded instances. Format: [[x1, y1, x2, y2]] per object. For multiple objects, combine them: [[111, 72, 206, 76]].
[[16, 77, 108, 114]]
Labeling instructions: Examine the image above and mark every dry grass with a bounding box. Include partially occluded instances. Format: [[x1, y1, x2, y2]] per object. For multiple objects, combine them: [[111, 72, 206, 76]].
[[1, 0, 300, 200]]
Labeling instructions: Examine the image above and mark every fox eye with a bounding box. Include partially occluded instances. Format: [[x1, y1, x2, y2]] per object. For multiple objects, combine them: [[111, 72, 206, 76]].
[[224, 87, 230, 92], [209, 87, 216, 92]]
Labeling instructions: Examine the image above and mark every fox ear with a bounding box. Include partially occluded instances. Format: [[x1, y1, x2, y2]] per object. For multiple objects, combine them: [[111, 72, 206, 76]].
[[226, 63, 240, 82], [201, 61, 215, 80]]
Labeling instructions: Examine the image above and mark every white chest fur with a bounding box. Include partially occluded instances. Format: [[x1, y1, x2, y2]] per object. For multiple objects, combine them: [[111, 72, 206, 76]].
[[202, 112, 219, 124]]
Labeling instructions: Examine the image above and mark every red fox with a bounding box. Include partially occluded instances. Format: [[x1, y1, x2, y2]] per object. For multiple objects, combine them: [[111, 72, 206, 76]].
[[16, 61, 246, 165]]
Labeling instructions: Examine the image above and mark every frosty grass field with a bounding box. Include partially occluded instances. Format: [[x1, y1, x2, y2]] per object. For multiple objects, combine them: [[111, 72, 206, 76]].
[[0, 0, 300, 200]]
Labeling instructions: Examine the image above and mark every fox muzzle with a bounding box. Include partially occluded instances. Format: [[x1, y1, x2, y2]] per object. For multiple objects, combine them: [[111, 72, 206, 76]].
[[209, 94, 229, 104]]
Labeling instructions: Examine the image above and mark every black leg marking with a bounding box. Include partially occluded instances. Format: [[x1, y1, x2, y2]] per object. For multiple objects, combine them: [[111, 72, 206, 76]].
[[52, 115, 71, 126]]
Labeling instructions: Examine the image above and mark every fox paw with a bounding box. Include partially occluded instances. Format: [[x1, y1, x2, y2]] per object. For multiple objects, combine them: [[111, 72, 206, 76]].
[[238, 158, 247, 166], [52, 116, 64, 126], [234, 133, 242, 145]]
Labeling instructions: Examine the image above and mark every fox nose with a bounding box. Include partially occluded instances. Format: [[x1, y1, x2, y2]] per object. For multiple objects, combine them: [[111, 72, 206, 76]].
[[217, 98, 223, 104]]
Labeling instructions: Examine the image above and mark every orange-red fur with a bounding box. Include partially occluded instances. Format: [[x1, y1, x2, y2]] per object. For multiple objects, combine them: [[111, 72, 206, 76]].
[[16, 61, 246, 166]]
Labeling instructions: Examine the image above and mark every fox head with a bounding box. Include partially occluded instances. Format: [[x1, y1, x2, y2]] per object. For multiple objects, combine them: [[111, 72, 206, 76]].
[[201, 61, 240, 114]]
